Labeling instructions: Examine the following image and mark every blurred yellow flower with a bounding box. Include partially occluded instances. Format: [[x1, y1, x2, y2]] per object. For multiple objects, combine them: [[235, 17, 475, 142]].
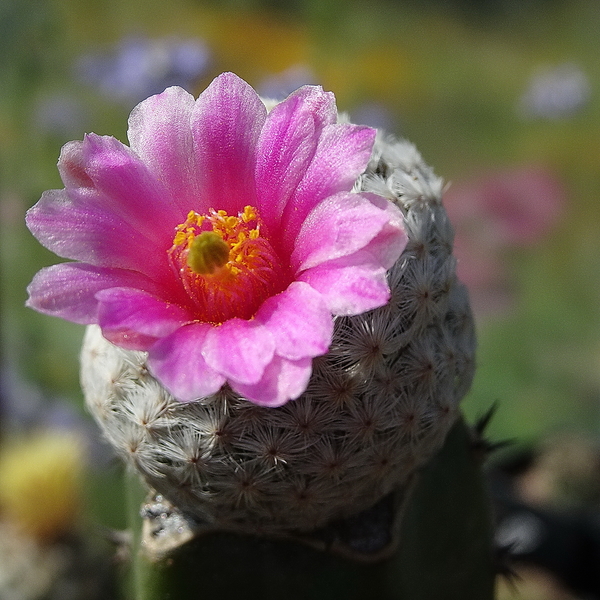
[[0, 431, 84, 540]]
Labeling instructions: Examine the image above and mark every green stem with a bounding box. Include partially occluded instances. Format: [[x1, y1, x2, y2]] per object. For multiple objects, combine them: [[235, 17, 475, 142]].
[[127, 418, 495, 600], [125, 469, 148, 600]]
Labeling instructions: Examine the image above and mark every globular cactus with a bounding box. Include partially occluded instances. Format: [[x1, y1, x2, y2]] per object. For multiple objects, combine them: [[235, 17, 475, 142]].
[[80, 133, 476, 538], [27, 73, 490, 599]]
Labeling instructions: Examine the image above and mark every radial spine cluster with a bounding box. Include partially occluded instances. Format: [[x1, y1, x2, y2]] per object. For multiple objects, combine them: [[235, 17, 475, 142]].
[[81, 133, 476, 534]]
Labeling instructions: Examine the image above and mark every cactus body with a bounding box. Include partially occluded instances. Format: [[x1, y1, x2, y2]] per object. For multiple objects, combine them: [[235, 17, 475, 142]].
[[81, 134, 476, 536], [126, 419, 494, 600]]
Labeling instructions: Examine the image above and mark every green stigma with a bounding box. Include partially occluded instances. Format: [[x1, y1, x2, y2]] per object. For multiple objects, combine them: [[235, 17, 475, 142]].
[[187, 231, 230, 275]]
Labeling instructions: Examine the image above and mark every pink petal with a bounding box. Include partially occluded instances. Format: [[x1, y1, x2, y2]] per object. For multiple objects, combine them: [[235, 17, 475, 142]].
[[26, 263, 162, 324], [255, 85, 336, 237], [231, 355, 312, 407], [147, 323, 226, 402], [26, 188, 172, 280], [190, 72, 267, 215], [282, 123, 376, 243], [359, 193, 408, 269], [291, 192, 395, 272], [97, 287, 192, 350], [58, 141, 94, 188], [127, 86, 199, 216], [202, 318, 275, 385], [299, 256, 391, 315], [255, 282, 332, 361], [81, 134, 183, 246]]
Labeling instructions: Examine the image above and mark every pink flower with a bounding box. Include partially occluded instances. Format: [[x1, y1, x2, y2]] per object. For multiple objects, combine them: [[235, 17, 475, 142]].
[[444, 165, 565, 317], [26, 72, 407, 407], [445, 166, 564, 249]]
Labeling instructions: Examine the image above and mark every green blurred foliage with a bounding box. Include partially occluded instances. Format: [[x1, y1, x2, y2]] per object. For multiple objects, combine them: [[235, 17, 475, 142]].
[[1, 0, 600, 524]]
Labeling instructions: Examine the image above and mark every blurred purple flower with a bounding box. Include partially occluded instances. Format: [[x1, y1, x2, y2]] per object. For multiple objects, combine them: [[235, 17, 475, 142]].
[[0, 364, 114, 467], [33, 93, 88, 138], [350, 102, 395, 131], [256, 65, 317, 100], [444, 166, 565, 316], [518, 63, 591, 120], [1, 364, 72, 433], [75, 35, 211, 105]]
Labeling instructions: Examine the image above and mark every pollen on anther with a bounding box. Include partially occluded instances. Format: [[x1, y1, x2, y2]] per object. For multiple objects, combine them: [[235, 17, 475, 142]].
[[242, 205, 257, 222]]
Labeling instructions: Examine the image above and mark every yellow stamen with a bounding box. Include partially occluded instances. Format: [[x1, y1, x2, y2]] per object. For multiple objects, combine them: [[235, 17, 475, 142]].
[[242, 205, 257, 222], [173, 231, 188, 246]]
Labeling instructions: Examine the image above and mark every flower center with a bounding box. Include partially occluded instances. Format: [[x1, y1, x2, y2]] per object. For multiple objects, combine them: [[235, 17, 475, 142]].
[[187, 232, 230, 275], [168, 205, 287, 323]]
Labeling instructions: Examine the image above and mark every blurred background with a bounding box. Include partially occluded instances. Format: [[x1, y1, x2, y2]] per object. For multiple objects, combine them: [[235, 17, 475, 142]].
[[1, 0, 599, 597]]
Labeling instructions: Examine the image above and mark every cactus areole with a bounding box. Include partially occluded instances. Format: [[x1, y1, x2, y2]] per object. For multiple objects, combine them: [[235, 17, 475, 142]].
[[27, 73, 476, 540]]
